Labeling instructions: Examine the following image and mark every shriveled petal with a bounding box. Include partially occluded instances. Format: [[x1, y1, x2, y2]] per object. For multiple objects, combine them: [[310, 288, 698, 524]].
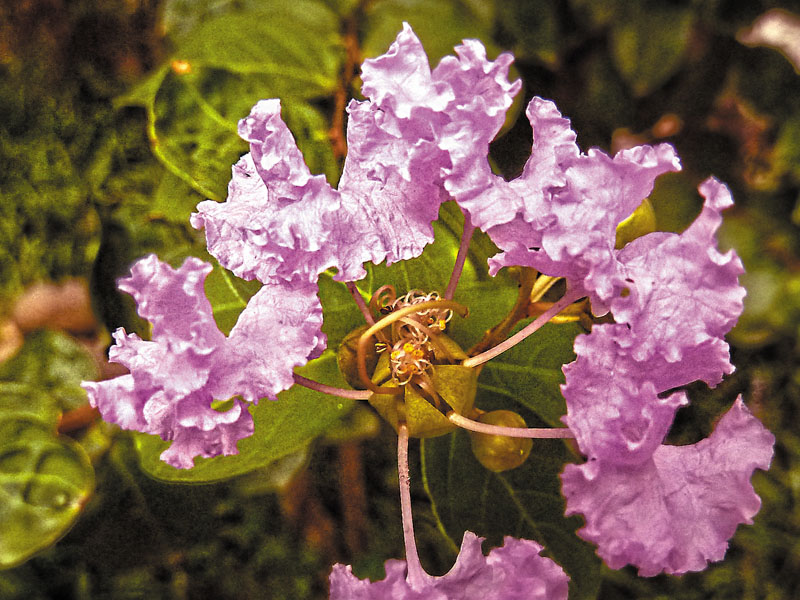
[[329, 531, 568, 599], [612, 177, 745, 371], [562, 324, 687, 464], [561, 398, 774, 576]]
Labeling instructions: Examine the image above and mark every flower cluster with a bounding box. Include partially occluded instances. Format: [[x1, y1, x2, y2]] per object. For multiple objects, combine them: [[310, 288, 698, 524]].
[[82, 22, 775, 598]]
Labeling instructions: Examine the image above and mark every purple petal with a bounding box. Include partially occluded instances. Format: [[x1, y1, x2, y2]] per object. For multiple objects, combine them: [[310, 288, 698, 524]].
[[462, 97, 578, 233], [193, 25, 523, 286], [192, 102, 341, 285], [82, 256, 324, 468], [118, 254, 224, 353], [360, 22, 454, 121], [212, 281, 325, 402], [612, 178, 745, 377], [329, 532, 568, 599], [562, 325, 687, 464], [561, 398, 774, 576], [490, 142, 680, 303]]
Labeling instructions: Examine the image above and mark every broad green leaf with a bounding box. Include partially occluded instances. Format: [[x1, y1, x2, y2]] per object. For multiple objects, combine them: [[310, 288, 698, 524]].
[[479, 322, 582, 427], [0, 383, 60, 427], [422, 427, 601, 600], [116, 1, 342, 203], [0, 416, 94, 569], [204, 259, 262, 335], [362, 0, 498, 65], [610, 3, 695, 97], [0, 330, 99, 416], [133, 351, 353, 483]]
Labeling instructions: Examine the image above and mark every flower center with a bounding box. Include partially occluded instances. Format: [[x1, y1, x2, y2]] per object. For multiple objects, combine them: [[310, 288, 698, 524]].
[[373, 289, 454, 385]]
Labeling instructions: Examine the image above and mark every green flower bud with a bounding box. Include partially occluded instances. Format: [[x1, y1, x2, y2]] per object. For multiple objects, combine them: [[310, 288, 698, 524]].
[[468, 410, 533, 472]]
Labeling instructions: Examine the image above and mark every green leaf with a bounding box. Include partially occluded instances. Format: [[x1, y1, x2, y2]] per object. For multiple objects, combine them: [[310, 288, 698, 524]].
[[422, 318, 597, 596], [479, 322, 583, 427], [203, 259, 262, 335], [0, 416, 94, 569], [116, 1, 342, 203], [496, 0, 560, 66], [610, 3, 695, 97], [363, 0, 498, 65], [422, 427, 601, 600], [0, 330, 99, 417], [0, 383, 61, 428], [133, 351, 353, 483]]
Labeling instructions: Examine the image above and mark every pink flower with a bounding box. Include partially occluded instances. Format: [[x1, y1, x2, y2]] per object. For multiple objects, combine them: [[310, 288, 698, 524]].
[[82, 256, 324, 468], [562, 399, 774, 576], [329, 532, 569, 599]]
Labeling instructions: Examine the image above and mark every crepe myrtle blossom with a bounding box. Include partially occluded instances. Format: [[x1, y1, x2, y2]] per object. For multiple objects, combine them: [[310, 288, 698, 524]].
[[330, 534, 568, 600], [81, 256, 325, 468], [82, 21, 775, 597]]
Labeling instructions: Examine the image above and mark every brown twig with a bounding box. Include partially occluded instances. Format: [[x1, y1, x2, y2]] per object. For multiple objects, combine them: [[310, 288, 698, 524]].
[[337, 441, 368, 554], [329, 11, 361, 160]]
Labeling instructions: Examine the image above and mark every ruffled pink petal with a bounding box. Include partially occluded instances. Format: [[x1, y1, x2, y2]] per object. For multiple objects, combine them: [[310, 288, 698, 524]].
[[612, 177, 745, 371], [194, 99, 448, 285], [360, 22, 454, 121], [562, 325, 687, 465], [432, 38, 521, 230], [489, 142, 681, 304], [117, 255, 224, 353], [329, 531, 568, 599], [82, 373, 146, 431], [192, 102, 341, 285], [82, 255, 324, 468], [334, 99, 447, 276], [212, 281, 326, 402], [193, 25, 523, 286], [159, 402, 254, 469], [561, 398, 774, 576]]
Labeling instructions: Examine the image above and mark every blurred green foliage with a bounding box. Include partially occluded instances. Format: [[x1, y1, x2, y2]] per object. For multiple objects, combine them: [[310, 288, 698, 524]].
[[1, 0, 799, 598]]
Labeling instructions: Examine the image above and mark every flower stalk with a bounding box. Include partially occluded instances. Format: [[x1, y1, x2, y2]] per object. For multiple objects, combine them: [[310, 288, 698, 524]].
[[444, 212, 476, 300], [397, 422, 430, 590], [463, 288, 582, 368], [448, 411, 574, 438], [292, 373, 372, 400]]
